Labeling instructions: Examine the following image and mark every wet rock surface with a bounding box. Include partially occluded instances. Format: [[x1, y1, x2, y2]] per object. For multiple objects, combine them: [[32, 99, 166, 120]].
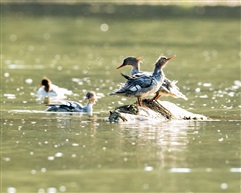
[[109, 99, 208, 123]]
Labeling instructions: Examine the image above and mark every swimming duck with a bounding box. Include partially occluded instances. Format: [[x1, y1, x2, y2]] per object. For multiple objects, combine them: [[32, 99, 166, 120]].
[[45, 91, 96, 115], [37, 78, 58, 97], [36, 77, 72, 103], [110, 56, 175, 107], [117, 56, 187, 101]]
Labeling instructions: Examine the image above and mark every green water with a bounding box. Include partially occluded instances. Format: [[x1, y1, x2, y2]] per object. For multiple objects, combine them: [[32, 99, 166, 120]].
[[1, 3, 241, 193]]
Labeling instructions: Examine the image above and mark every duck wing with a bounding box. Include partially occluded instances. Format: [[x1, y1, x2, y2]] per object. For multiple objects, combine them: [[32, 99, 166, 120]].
[[111, 75, 155, 96], [132, 71, 152, 78], [121, 71, 152, 80], [46, 101, 84, 112]]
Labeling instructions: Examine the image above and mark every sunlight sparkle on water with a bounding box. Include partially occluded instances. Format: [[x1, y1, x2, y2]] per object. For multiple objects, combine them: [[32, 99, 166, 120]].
[[4, 72, 10, 77], [203, 82, 212, 87], [41, 168, 47, 173], [100, 23, 109, 32], [48, 187, 57, 193], [195, 88, 201, 92], [230, 168, 241, 172], [144, 166, 154, 171], [7, 187, 16, 193], [55, 152, 63, 157], [31, 170, 37, 174], [3, 157, 11, 161], [220, 183, 228, 189], [38, 189, 45, 193], [4, 94, 16, 99], [45, 187, 66, 193], [25, 78, 33, 84], [218, 138, 224, 142], [48, 156, 55, 161], [59, 186, 67, 192], [234, 80, 241, 87], [169, 168, 191, 173]]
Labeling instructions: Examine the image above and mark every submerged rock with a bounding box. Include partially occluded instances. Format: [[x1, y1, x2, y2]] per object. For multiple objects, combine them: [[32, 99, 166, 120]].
[[108, 99, 208, 123]]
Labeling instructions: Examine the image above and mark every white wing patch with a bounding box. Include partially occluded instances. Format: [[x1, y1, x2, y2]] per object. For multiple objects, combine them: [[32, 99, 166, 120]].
[[130, 84, 142, 92]]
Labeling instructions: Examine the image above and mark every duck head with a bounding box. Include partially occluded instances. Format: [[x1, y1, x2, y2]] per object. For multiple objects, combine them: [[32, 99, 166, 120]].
[[155, 55, 176, 69], [41, 77, 51, 92], [85, 91, 97, 104], [116, 56, 142, 69]]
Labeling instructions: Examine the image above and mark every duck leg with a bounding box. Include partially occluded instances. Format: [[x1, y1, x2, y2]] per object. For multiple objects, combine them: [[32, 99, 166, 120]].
[[151, 92, 161, 101], [137, 97, 143, 107], [137, 97, 150, 108]]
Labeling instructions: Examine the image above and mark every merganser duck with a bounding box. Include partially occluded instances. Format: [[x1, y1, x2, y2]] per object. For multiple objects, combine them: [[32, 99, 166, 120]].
[[117, 56, 187, 101], [36, 77, 72, 103], [110, 56, 175, 107], [152, 80, 188, 101], [37, 78, 58, 97], [116, 56, 150, 76], [45, 91, 96, 116]]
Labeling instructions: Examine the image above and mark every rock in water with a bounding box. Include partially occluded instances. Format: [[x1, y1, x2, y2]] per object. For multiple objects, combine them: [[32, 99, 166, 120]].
[[108, 99, 208, 123]]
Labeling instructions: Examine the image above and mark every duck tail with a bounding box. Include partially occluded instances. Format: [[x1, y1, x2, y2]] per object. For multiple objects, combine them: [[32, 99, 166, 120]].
[[175, 90, 188, 100], [121, 73, 132, 80]]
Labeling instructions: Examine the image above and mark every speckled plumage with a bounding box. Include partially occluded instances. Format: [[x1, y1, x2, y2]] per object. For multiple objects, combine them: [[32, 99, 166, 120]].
[[111, 56, 174, 106], [116, 55, 187, 101]]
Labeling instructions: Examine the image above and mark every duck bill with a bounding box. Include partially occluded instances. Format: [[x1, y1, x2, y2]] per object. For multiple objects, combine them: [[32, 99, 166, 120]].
[[116, 64, 125, 69], [167, 55, 176, 61]]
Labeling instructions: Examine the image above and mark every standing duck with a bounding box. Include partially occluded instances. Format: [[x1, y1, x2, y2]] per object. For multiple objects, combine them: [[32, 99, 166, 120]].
[[45, 91, 96, 116], [152, 80, 188, 101], [117, 56, 187, 101], [110, 56, 175, 107], [116, 56, 150, 76]]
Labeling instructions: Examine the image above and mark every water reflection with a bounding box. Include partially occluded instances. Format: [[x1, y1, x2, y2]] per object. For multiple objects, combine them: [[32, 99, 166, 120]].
[[2, 109, 240, 192], [115, 120, 205, 170]]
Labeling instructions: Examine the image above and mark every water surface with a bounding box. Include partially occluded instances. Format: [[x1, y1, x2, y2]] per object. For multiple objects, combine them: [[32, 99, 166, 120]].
[[1, 3, 240, 193]]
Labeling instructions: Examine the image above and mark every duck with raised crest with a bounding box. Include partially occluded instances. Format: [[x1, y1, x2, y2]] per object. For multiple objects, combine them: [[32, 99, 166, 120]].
[[116, 56, 187, 101], [110, 55, 175, 107]]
